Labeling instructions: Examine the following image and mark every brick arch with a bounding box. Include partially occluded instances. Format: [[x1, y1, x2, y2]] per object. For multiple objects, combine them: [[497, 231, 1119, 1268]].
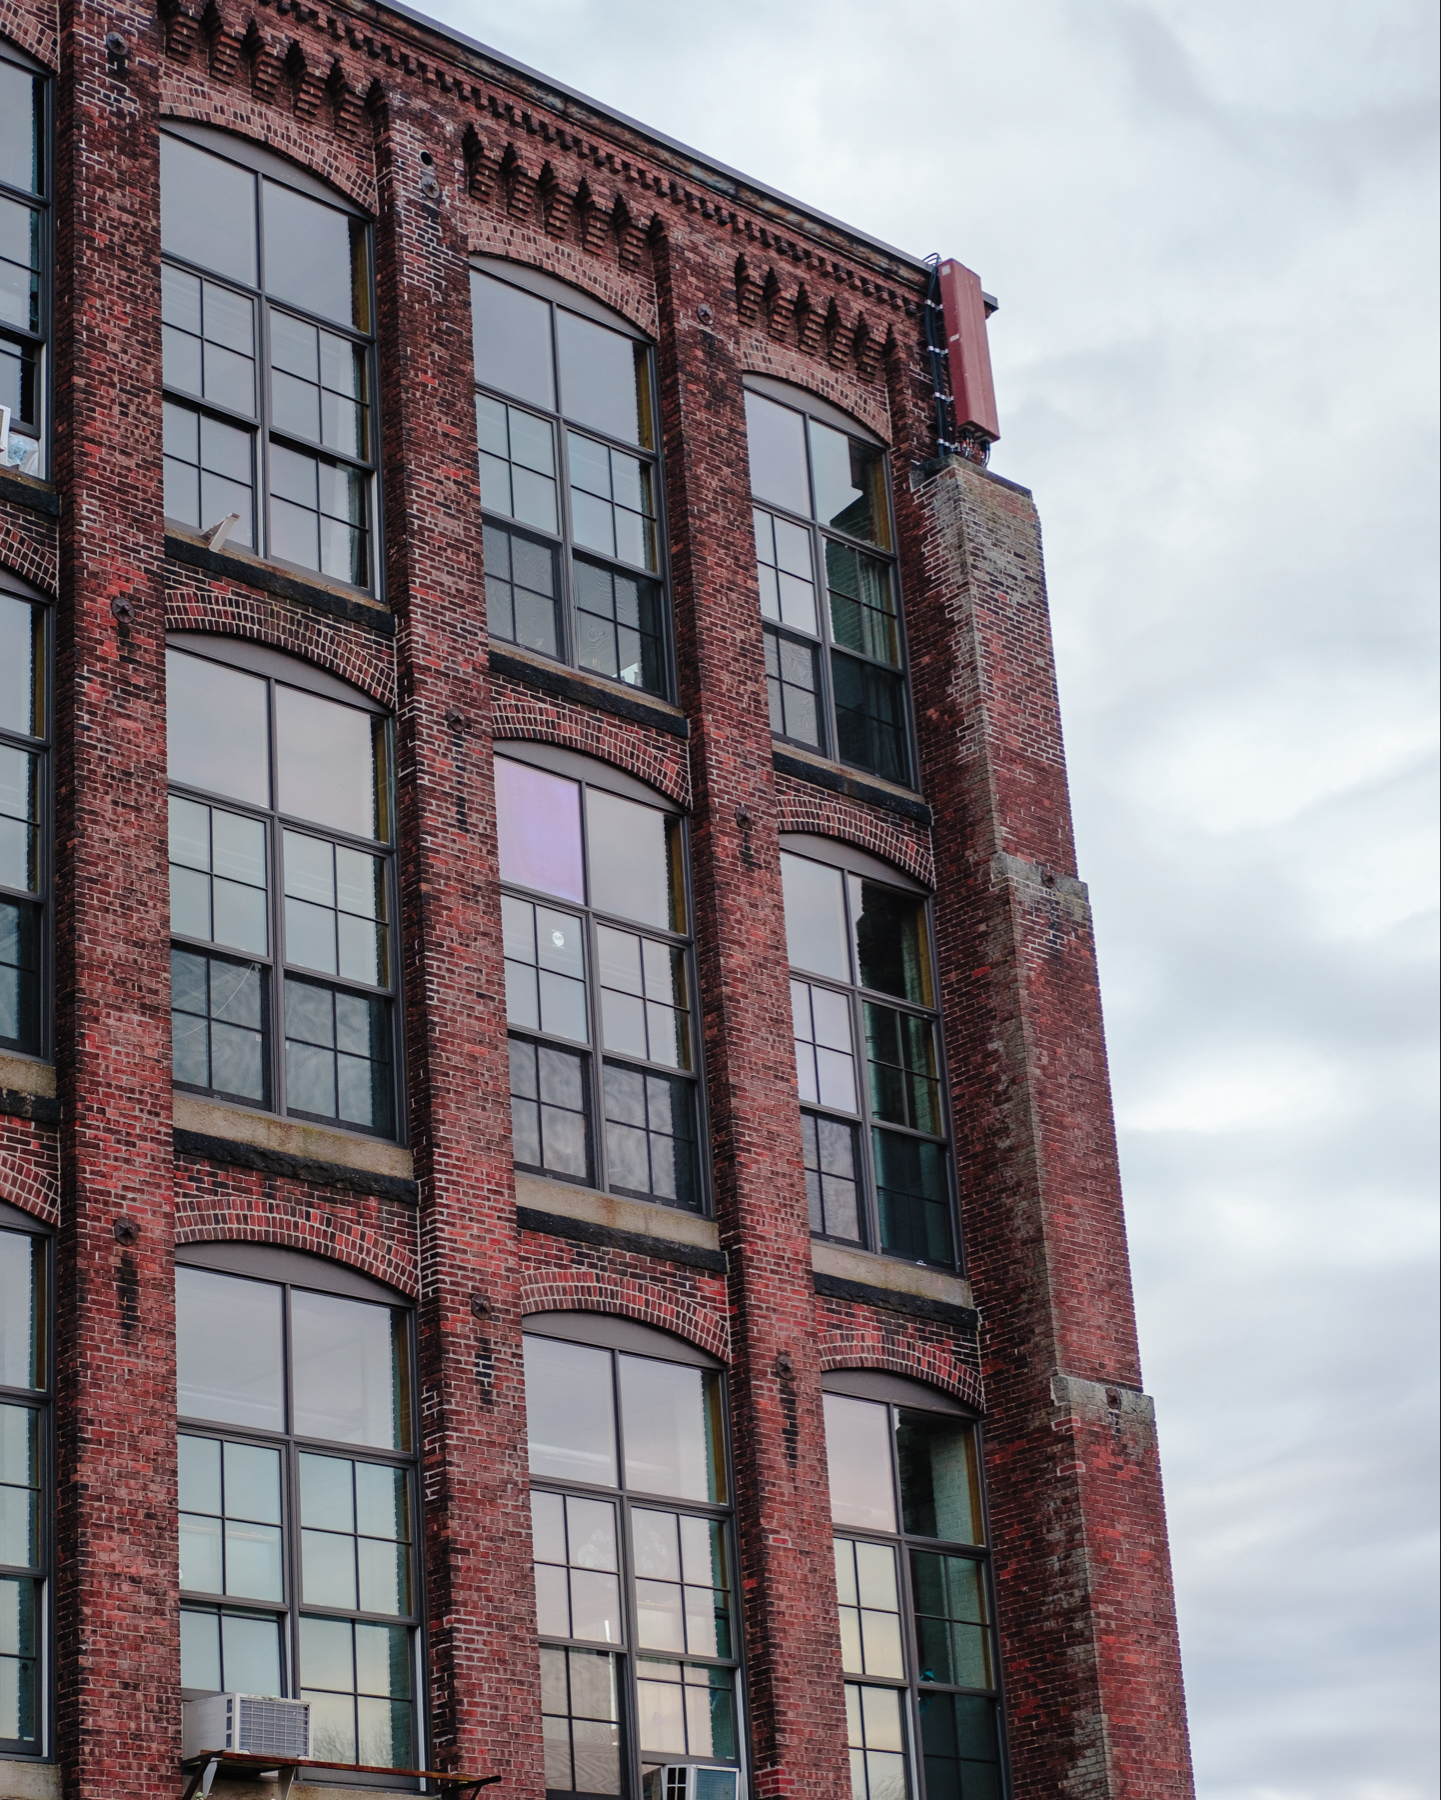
[[173, 1214, 419, 1299], [818, 1340, 985, 1414], [0, 7, 57, 70], [736, 347, 891, 443], [158, 92, 378, 213], [490, 712, 691, 810], [0, 1155, 58, 1227], [0, 528, 56, 598], [519, 1271, 729, 1364], [164, 584, 397, 710], [774, 777, 934, 888], [465, 218, 660, 342]]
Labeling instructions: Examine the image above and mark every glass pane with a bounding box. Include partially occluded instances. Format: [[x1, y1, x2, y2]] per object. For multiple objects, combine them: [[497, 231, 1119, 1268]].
[[864, 1005, 942, 1136], [851, 878, 932, 1005], [495, 757, 583, 904], [810, 421, 889, 548], [831, 653, 909, 787], [0, 64, 40, 195], [524, 1334, 616, 1487], [911, 1552, 992, 1688], [0, 1230, 41, 1390], [0, 897, 40, 1055], [291, 1289, 406, 1450], [897, 1414, 982, 1544], [176, 1266, 283, 1431], [556, 312, 648, 446], [780, 852, 849, 981], [873, 1132, 953, 1267], [167, 651, 269, 808], [585, 789, 678, 931], [824, 1393, 896, 1532], [263, 181, 365, 329], [275, 685, 381, 839], [161, 135, 257, 288], [745, 391, 809, 516], [180, 1607, 222, 1692], [471, 272, 554, 410], [0, 596, 42, 739], [919, 1693, 1002, 1800], [618, 1356, 723, 1502]]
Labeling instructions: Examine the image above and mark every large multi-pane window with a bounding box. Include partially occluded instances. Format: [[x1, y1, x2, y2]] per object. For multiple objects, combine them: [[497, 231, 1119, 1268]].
[[0, 1205, 48, 1758], [525, 1314, 742, 1799], [0, 42, 46, 477], [0, 576, 45, 1057], [167, 635, 400, 1138], [744, 378, 909, 786], [497, 745, 704, 1211], [176, 1245, 419, 1771], [472, 261, 670, 698], [824, 1372, 1006, 1800], [780, 836, 955, 1267], [161, 124, 377, 591]]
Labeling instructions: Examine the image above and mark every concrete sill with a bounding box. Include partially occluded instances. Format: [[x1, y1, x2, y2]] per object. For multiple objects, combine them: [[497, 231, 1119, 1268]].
[[173, 1093, 414, 1183], [811, 1238, 972, 1310], [0, 1759, 60, 1799], [0, 1053, 55, 1100], [515, 1171, 720, 1252]]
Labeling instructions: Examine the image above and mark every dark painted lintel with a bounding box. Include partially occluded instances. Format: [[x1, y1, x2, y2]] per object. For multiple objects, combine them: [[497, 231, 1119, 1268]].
[[165, 536, 397, 638], [0, 470, 59, 517], [772, 751, 932, 826], [517, 1204, 727, 1272], [489, 649, 690, 739], [173, 1128, 419, 1205], [813, 1270, 978, 1331], [0, 1085, 60, 1125]]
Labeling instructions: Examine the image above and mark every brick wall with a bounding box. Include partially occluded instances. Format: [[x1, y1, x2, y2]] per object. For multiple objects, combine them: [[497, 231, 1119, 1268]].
[[0, 0, 1195, 1791]]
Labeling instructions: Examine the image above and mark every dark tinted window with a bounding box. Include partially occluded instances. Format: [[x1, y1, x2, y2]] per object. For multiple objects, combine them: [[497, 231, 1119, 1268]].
[[745, 386, 910, 785], [0, 46, 48, 472], [473, 267, 670, 698]]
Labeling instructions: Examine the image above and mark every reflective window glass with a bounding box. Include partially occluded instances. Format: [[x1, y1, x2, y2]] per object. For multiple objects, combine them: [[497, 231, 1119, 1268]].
[[527, 1325, 740, 1795], [0, 63, 40, 196], [168, 644, 398, 1136], [525, 1334, 618, 1488], [0, 588, 46, 1056], [782, 846, 954, 1264], [500, 752, 701, 1211], [745, 387, 908, 783], [177, 1259, 418, 1769], [0, 50, 45, 473], [496, 758, 584, 905], [162, 132, 375, 589], [556, 312, 650, 448], [0, 1219, 44, 1754], [473, 269, 670, 697], [826, 1388, 1005, 1800]]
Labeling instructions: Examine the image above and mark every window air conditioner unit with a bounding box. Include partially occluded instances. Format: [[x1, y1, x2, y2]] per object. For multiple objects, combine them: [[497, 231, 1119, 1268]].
[[182, 1693, 313, 1761], [644, 1766, 740, 1800]]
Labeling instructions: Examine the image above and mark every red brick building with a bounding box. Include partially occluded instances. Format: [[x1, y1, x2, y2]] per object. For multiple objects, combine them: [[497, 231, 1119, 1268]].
[[0, 0, 1194, 1795]]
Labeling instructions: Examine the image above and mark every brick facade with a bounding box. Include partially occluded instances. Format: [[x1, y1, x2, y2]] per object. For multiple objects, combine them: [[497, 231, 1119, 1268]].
[[0, 0, 1194, 1794]]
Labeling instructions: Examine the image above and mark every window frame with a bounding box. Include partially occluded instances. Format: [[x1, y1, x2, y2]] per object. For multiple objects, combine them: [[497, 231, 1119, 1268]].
[[0, 569, 49, 1061], [472, 258, 677, 702], [0, 1199, 52, 1762], [744, 376, 917, 790], [780, 832, 961, 1271], [497, 740, 710, 1215], [0, 39, 50, 476], [166, 631, 406, 1141], [175, 1241, 425, 1790], [823, 1370, 1010, 1800], [159, 120, 383, 596], [523, 1311, 747, 1800]]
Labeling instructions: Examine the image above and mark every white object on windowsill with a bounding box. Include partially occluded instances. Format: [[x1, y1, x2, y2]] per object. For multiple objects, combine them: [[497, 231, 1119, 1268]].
[[0, 406, 41, 475]]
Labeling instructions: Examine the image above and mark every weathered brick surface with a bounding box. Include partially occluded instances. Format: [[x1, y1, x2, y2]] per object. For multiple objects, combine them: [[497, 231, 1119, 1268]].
[[7, 0, 1195, 1789]]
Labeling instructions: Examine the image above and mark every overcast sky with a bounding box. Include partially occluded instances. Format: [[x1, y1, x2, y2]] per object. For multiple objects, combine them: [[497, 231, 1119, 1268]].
[[414, 2, 1440, 1792]]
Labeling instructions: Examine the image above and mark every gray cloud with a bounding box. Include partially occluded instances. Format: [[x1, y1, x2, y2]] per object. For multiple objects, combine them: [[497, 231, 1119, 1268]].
[[417, 0, 1440, 1790]]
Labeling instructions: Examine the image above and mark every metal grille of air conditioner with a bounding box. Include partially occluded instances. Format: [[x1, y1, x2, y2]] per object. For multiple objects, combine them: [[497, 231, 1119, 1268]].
[[233, 1695, 312, 1759]]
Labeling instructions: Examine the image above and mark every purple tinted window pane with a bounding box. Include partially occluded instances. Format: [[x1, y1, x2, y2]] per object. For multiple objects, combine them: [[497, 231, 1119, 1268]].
[[495, 757, 584, 903]]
